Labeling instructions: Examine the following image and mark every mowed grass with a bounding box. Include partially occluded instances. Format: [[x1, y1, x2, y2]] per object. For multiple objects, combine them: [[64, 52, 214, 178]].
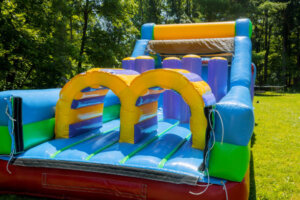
[[250, 92, 300, 200], [0, 92, 299, 200]]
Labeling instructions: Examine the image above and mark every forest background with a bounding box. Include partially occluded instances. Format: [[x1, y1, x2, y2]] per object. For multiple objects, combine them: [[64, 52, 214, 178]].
[[0, 0, 299, 90]]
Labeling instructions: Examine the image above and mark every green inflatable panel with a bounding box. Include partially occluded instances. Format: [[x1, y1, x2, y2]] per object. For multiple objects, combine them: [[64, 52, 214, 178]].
[[23, 118, 55, 150], [208, 142, 250, 182], [0, 126, 11, 154], [103, 104, 120, 123], [0, 118, 55, 154]]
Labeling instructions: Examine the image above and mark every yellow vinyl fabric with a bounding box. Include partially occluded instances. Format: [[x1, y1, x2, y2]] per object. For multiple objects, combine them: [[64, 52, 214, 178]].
[[55, 68, 212, 150], [55, 69, 138, 138], [120, 69, 210, 150], [154, 21, 235, 40]]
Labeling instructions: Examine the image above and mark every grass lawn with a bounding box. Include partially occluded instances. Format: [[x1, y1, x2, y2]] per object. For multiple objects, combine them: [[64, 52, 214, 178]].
[[0, 92, 299, 200], [250, 92, 300, 200]]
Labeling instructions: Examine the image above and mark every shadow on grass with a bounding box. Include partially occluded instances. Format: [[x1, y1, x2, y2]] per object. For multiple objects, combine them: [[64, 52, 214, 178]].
[[249, 132, 257, 200], [254, 93, 283, 97], [251, 132, 256, 148], [249, 151, 257, 200]]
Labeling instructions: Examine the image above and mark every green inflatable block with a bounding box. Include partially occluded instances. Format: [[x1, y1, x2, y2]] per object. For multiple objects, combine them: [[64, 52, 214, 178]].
[[208, 142, 250, 182], [0, 126, 11, 154], [103, 104, 120, 123], [0, 118, 55, 154], [23, 118, 55, 150]]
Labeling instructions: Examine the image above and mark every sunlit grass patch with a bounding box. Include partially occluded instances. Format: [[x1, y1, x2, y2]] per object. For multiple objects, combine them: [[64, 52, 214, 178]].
[[250, 92, 300, 200]]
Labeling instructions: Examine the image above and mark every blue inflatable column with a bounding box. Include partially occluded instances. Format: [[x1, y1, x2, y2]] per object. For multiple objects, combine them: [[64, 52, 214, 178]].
[[208, 57, 228, 102], [135, 56, 155, 73], [122, 57, 136, 70], [162, 57, 182, 121], [181, 55, 202, 123]]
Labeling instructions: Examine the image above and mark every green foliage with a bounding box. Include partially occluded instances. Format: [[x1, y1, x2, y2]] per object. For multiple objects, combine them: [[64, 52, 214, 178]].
[[0, 0, 138, 90], [0, 0, 299, 90]]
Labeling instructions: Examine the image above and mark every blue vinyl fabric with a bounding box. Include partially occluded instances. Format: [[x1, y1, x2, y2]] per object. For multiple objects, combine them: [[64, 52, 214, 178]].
[[235, 18, 252, 38], [18, 119, 120, 159], [126, 124, 190, 168], [213, 36, 254, 146], [215, 86, 254, 146], [88, 119, 179, 165], [230, 37, 252, 89], [103, 90, 120, 107], [5, 116, 224, 185], [131, 39, 149, 57], [0, 89, 60, 126], [0, 89, 119, 126], [141, 23, 154, 40]]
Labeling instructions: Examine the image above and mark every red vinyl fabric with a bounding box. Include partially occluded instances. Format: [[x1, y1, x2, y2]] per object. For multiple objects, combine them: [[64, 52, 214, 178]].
[[0, 160, 249, 200]]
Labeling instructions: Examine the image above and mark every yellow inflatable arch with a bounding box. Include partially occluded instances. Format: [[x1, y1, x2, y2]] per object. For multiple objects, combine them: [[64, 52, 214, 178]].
[[55, 68, 212, 150], [121, 69, 211, 150], [55, 69, 138, 138]]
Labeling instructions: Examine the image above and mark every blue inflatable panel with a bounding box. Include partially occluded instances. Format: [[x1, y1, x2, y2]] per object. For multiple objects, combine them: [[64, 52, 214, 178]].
[[0, 89, 60, 126], [19, 119, 120, 159], [235, 18, 252, 37], [131, 39, 149, 57], [164, 139, 202, 175], [201, 65, 208, 82], [164, 137, 222, 185], [215, 86, 254, 146], [55, 131, 119, 161], [230, 37, 252, 88], [103, 90, 120, 107], [126, 125, 190, 168], [0, 114, 225, 185], [81, 87, 107, 92], [71, 96, 105, 109], [141, 23, 155, 40], [227, 66, 232, 92], [88, 119, 179, 165]]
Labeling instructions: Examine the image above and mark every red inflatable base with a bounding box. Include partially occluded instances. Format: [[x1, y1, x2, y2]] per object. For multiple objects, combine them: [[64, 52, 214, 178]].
[[0, 160, 249, 200]]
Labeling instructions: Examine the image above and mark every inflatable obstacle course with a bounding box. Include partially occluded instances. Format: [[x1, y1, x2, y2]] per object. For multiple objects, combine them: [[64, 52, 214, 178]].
[[0, 19, 255, 200]]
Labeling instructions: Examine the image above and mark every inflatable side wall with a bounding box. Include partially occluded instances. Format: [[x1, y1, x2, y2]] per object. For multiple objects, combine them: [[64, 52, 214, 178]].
[[208, 20, 254, 182], [0, 89, 60, 154]]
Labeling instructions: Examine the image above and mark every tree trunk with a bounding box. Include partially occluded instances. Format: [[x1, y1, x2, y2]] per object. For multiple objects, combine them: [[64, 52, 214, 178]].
[[77, 0, 89, 73], [139, 0, 143, 24], [282, 8, 290, 87], [263, 10, 269, 84], [70, 16, 73, 41], [18, 65, 35, 88], [296, 27, 300, 86], [186, 0, 191, 20], [297, 27, 300, 70]]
